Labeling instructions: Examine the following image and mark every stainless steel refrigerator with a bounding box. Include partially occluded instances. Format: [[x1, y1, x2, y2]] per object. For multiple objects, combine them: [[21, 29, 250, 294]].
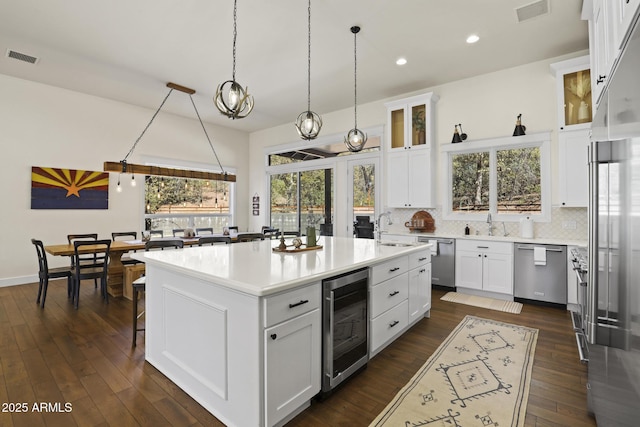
[[587, 13, 640, 426]]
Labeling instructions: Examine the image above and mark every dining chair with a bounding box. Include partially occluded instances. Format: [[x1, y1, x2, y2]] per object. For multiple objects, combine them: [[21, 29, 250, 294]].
[[145, 229, 164, 238], [111, 231, 142, 266], [236, 233, 265, 243], [172, 228, 185, 237], [132, 239, 184, 347], [70, 239, 111, 309], [196, 227, 214, 236], [31, 238, 73, 308], [198, 236, 231, 245], [68, 233, 99, 288], [261, 226, 279, 239]]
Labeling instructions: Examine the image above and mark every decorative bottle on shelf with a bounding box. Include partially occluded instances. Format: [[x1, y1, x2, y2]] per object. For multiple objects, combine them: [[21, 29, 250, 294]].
[[465, 224, 470, 235]]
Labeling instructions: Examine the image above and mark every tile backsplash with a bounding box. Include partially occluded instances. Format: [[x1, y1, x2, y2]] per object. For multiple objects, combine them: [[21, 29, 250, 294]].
[[386, 206, 588, 241]]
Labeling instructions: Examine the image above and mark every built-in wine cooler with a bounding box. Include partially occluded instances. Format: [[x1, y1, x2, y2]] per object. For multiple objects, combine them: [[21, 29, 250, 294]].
[[321, 268, 369, 395]]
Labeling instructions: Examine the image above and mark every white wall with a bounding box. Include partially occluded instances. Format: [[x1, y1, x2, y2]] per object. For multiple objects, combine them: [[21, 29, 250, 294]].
[[248, 52, 589, 233], [0, 74, 250, 286]]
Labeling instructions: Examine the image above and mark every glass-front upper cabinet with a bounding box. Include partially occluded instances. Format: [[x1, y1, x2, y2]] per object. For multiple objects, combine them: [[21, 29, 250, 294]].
[[385, 92, 438, 151], [550, 56, 593, 130]]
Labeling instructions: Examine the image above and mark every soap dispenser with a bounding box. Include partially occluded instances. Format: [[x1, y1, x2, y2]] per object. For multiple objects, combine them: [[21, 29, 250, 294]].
[[464, 224, 470, 235]]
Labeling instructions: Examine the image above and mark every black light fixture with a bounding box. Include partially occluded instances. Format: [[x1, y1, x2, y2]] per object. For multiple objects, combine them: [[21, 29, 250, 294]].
[[344, 25, 367, 152], [295, 0, 322, 140], [513, 113, 526, 136], [214, 0, 254, 119], [105, 82, 236, 184], [451, 123, 468, 143]]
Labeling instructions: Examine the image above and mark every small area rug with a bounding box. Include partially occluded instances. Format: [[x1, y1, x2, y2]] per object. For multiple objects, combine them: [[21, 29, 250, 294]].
[[370, 315, 538, 427], [441, 291, 523, 314]]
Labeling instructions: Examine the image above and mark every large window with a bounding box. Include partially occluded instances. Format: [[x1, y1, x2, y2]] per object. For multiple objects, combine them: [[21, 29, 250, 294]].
[[270, 168, 334, 235], [144, 176, 234, 235], [442, 132, 550, 221]]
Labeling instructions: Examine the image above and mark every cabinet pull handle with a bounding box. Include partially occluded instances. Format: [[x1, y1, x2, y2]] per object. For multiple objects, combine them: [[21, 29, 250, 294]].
[[289, 299, 309, 308], [597, 75, 606, 84], [389, 267, 400, 272], [389, 290, 400, 297], [389, 320, 399, 328], [477, 246, 489, 249], [478, 254, 482, 257], [419, 269, 426, 273], [271, 334, 277, 340], [418, 257, 427, 261]]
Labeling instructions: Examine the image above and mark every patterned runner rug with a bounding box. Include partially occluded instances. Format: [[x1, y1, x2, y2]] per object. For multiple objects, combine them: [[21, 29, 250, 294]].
[[441, 292, 523, 314], [370, 315, 538, 427]]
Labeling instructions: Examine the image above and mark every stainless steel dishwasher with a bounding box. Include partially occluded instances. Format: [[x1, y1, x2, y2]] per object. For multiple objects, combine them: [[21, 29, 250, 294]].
[[417, 237, 455, 288], [514, 243, 567, 305]]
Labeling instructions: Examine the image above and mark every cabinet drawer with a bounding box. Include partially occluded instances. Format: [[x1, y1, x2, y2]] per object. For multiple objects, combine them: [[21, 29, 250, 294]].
[[456, 239, 513, 255], [370, 256, 409, 285], [409, 249, 430, 270], [370, 272, 408, 318], [264, 282, 321, 328], [370, 300, 408, 354]]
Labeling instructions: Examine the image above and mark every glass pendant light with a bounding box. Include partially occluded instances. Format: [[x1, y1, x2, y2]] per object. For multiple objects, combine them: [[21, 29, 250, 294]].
[[344, 26, 367, 152], [295, 0, 322, 140], [214, 0, 254, 119]]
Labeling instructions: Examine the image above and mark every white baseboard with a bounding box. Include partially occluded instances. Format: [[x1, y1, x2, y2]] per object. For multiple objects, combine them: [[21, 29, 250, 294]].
[[0, 275, 38, 288]]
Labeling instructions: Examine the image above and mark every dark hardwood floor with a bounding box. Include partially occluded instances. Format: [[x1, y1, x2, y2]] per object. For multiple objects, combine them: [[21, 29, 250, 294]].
[[0, 281, 596, 426]]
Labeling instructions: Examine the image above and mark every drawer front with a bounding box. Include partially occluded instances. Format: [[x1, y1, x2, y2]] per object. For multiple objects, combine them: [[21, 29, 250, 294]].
[[370, 273, 408, 318], [370, 300, 408, 354], [264, 282, 321, 328], [456, 239, 512, 255], [409, 249, 430, 270], [370, 256, 409, 285]]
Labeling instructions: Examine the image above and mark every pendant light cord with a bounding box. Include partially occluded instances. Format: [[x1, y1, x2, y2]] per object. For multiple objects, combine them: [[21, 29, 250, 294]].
[[123, 88, 174, 161], [232, 0, 238, 82], [121, 86, 226, 176], [307, 0, 311, 112], [353, 28, 358, 130], [189, 95, 226, 175]]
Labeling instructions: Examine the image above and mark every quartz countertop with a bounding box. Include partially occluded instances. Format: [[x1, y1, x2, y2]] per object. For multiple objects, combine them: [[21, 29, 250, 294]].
[[132, 236, 431, 297], [381, 231, 587, 248]]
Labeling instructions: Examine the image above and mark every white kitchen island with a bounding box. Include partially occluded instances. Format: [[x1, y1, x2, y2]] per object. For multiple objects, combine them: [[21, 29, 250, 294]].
[[132, 236, 430, 427]]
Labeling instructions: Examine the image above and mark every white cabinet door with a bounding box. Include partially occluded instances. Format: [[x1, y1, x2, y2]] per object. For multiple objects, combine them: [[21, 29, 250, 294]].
[[265, 309, 321, 427], [409, 263, 432, 325], [455, 250, 483, 290], [387, 150, 433, 208], [387, 151, 409, 208], [483, 253, 513, 295], [558, 128, 590, 207], [408, 149, 432, 207], [617, 0, 640, 49]]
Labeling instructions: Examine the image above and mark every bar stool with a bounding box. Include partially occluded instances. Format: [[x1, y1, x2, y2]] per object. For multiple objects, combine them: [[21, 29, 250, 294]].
[[132, 239, 184, 347]]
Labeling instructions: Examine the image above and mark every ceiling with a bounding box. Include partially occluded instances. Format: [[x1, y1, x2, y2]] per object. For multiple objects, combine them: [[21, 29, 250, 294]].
[[0, 0, 589, 134]]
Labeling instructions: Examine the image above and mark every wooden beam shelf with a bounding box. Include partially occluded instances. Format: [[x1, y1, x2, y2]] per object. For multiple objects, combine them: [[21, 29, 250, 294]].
[[103, 161, 236, 182]]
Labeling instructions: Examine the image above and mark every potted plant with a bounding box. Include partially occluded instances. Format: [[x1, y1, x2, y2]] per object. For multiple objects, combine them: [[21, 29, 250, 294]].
[[412, 110, 426, 145]]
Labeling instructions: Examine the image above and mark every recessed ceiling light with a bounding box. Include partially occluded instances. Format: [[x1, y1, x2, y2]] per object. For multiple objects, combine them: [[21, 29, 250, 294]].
[[396, 57, 407, 66], [466, 34, 480, 44]]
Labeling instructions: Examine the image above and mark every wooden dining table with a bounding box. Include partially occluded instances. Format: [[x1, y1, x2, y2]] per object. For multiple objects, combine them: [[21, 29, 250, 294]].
[[44, 238, 200, 298], [44, 233, 265, 298]]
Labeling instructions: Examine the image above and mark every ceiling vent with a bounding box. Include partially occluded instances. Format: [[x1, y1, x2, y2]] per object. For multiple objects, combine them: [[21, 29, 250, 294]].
[[515, 0, 549, 23], [6, 49, 39, 64]]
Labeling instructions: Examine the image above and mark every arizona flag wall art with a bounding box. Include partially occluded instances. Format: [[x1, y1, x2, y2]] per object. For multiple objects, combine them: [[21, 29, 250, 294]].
[[31, 167, 109, 209]]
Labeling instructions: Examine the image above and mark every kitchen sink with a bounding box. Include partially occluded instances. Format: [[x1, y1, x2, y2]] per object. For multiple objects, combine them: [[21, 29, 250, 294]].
[[378, 242, 413, 247]]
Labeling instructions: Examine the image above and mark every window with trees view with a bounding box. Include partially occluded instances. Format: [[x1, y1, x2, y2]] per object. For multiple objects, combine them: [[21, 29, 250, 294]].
[[444, 133, 550, 220], [144, 176, 234, 235], [270, 168, 333, 235]]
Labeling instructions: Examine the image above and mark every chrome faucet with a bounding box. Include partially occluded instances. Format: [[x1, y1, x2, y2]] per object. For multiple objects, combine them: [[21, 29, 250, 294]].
[[376, 211, 392, 242], [502, 221, 508, 237], [487, 213, 493, 236]]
